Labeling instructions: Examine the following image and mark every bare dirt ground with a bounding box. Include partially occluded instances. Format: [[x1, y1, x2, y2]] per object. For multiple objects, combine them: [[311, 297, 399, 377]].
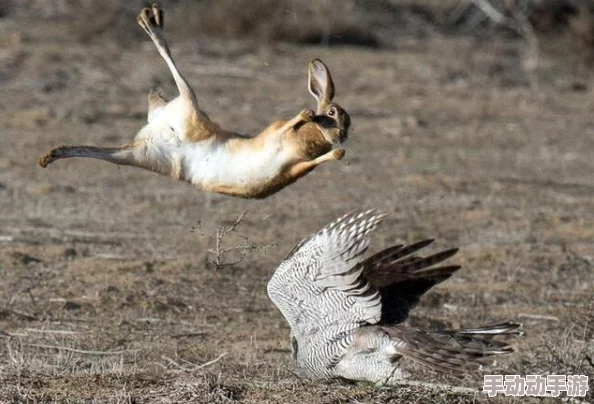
[[1, 3, 593, 403]]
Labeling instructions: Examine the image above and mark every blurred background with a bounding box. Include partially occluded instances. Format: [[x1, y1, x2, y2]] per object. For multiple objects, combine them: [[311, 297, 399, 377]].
[[1, 1, 593, 402], [2, 0, 594, 52]]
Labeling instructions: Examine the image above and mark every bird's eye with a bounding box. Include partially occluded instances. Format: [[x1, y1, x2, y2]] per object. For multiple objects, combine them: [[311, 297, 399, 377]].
[[328, 108, 336, 117]]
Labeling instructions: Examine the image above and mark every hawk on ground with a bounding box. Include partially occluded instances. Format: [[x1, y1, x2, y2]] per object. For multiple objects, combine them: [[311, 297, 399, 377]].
[[267, 210, 521, 383]]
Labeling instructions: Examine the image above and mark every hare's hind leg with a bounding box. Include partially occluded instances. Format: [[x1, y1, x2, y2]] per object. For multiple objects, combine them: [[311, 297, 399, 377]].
[[39, 145, 142, 168], [137, 4, 216, 142], [137, 4, 196, 106]]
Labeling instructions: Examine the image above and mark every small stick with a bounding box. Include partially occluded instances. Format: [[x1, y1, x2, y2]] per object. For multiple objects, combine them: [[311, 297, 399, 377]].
[[7, 309, 37, 321], [162, 352, 228, 372], [24, 343, 140, 355], [395, 380, 479, 395], [24, 328, 82, 335], [162, 355, 193, 372], [470, 0, 509, 26], [194, 352, 228, 370], [171, 331, 208, 339], [518, 313, 560, 322]]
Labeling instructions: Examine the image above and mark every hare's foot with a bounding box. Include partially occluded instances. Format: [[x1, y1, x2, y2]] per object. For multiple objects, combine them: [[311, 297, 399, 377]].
[[329, 148, 345, 161], [278, 109, 315, 133], [38, 145, 80, 167], [137, 3, 164, 36], [286, 148, 345, 178], [151, 4, 164, 28], [298, 108, 315, 122], [38, 145, 138, 168], [317, 148, 344, 163], [38, 148, 60, 167]]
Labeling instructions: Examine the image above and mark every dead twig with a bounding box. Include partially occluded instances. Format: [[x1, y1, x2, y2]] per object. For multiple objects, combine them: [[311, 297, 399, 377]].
[[470, 0, 539, 75], [162, 352, 228, 372], [209, 211, 248, 269], [518, 313, 560, 322], [470, 0, 510, 26], [171, 331, 209, 339], [205, 211, 276, 270], [8, 278, 40, 307], [23, 343, 140, 356], [162, 355, 193, 372], [394, 380, 479, 395], [449, 0, 539, 82], [24, 328, 83, 335], [193, 352, 228, 370], [1, 308, 37, 321]]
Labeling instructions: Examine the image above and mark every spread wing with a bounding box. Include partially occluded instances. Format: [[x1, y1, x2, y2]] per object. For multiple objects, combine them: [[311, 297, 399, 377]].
[[267, 210, 386, 344], [361, 240, 461, 324]]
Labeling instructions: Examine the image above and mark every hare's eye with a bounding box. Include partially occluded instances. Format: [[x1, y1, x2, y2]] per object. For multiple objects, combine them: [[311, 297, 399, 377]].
[[328, 108, 336, 116]]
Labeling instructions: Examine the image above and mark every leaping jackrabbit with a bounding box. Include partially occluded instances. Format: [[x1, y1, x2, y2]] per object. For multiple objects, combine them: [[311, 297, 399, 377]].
[[38, 4, 351, 199]]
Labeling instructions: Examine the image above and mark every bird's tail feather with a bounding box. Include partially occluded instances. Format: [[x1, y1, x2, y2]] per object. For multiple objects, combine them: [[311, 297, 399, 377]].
[[384, 322, 522, 374]]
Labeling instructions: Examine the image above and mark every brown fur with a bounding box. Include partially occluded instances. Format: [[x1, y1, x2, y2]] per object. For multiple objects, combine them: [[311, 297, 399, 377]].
[[185, 110, 225, 143], [37, 5, 350, 199], [291, 122, 333, 160]]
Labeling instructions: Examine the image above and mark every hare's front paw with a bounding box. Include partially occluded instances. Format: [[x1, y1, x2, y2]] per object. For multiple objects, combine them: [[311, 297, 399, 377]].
[[299, 109, 315, 122], [332, 148, 345, 161]]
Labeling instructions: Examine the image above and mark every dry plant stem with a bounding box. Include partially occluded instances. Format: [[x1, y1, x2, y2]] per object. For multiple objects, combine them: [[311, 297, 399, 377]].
[[469, 0, 508, 25], [469, 0, 539, 77], [162, 352, 227, 372], [394, 380, 479, 395], [162, 355, 193, 372], [192, 352, 228, 370], [518, 313, 560, 322], [24, 328, 82, 335], [6, 309, 37, 321], [8, 280, 40, 306], [205, 211, 274, 269], [209, 211, 248, 269], [22, 343, 140, 356]]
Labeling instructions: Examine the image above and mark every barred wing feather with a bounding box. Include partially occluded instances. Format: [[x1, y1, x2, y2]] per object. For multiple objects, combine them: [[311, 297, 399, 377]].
[[268, 210, 386, 340]]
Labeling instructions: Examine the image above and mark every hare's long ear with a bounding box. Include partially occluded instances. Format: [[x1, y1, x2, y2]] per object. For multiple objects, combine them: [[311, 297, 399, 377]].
[[308, 59, 335, 114]]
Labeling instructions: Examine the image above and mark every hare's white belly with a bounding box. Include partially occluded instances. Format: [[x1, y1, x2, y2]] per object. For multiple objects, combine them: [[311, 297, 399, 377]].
[[178, 139, 289, 187]]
